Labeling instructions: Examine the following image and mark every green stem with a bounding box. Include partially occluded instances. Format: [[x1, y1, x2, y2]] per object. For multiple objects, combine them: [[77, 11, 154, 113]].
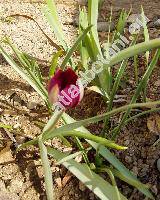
[[43, 109, 64, 134], [134, 54, 138, 84], [104, 168, 121, 200]]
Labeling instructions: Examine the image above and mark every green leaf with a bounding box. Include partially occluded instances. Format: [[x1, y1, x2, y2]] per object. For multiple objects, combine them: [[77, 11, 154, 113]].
[[44, 101, 160, 136], [111, 169, 154, 199], [42, 0, 67, 49], [104, 168, 121, 200], [113, 9, 128, 41], [47, 147, 127, 200], [79, 8, 89, 69], [61, 113, 154, 199], [88, 0, 101, 54], [43, 130, 127, 150], [105, 39, 160, 69], [113, 49, 160, 137], [49, 50, 64, 77], [38, 139, 55, 200], [141, 6, 150, 63], [56, 147, 91, 165], [0, 123, 12, 129], [60, 25, 93, 69], [0, 45, 48, 102]]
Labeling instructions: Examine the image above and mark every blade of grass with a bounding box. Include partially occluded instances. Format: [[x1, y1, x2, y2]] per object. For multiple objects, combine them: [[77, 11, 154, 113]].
[[47, 147, 127, 200], [124, 107, 160, 125], [110, 168, 154, 199], [56, 147, 91, 165], [112, 9, 128, 42], [44, 100, 160, 136], [141, 6, 150, 64], [49, 49, 64, 77], [0, 123, 12, 129], [103, 168, 121, 200], [60, 25, 92, 69], [141, 6, 150, 102], [134, 54, 139, 84], [88, 0, 101, 55], [42, 3, 67, 49], [112, 49, 160, 138], [61, 113, 154, 199], [104, 39, 160, 69], [43, 130, 127, 150], [38, 138, 54, 200], [79, 8, 89, 69], [0, 45, 48, 102]]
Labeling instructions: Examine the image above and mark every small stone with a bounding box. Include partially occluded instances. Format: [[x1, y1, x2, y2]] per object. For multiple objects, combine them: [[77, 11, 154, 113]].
[[89, 192, 95, 200], [157, 158, 160, 172], [154, 80, 160, 86], [79, 181, 86, 191], [97, 22, 114, 32], [132, 166, 138, 176], [125, 155, 132, 163], [27, 101, 37, 110], [77, 0, 87, 6], [151, 185, 158, 195], [13, 122, 21, 129], [124, 140, 130, 146]]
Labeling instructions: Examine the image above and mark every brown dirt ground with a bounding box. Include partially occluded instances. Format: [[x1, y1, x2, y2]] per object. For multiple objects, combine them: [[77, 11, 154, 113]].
[[0, 0, 160, 200]]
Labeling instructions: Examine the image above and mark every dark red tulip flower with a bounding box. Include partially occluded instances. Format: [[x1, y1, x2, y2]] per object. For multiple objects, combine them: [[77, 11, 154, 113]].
[[48, 68, 84, 110]]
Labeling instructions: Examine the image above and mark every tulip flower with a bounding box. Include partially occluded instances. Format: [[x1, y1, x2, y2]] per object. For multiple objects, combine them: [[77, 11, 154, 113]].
[[48, 68, 84, 110]]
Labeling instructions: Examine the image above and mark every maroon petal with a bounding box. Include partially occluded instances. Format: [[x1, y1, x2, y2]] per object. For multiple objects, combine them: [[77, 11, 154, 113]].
[[48, 68, 84, 109]]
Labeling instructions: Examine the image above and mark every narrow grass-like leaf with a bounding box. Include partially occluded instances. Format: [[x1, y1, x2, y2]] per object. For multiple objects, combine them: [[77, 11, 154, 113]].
[[42, 109, 64, 134], [110, 168, 154, 199], [43, 130, 127, 150], [105, 39, 160, 69], [104, 168, 121, 200], [42, 3, 66, 49], [43, 100, 160, 136], [49, 50, 64, 77], [125, 107, 160, 125], [141, 6, 150, 63], [0, 45, 48, 102], [38, 139, 54, 200], [0, 123, 12, 129], [60, 25, 92, 69], [61, 113, 154, 199], [79, 8, 89, 69], [47, 147, 127, 200], [46, 0, 64, 38], [56, 147, 91, 165], [113, 49, 160, 137], [112, 9, 128, 42], [134, 54, 138, 84], [88, 0, 101, 54]]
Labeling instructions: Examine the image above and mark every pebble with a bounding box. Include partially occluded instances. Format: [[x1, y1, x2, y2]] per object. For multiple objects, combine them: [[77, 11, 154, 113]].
[[125, 155, 132, 163], [157, 158, 160, 172], [79, 181, 86, 191], [77, 0, 87, 6], [97, 22, 115, 32], [27, 101, 37, 110]]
